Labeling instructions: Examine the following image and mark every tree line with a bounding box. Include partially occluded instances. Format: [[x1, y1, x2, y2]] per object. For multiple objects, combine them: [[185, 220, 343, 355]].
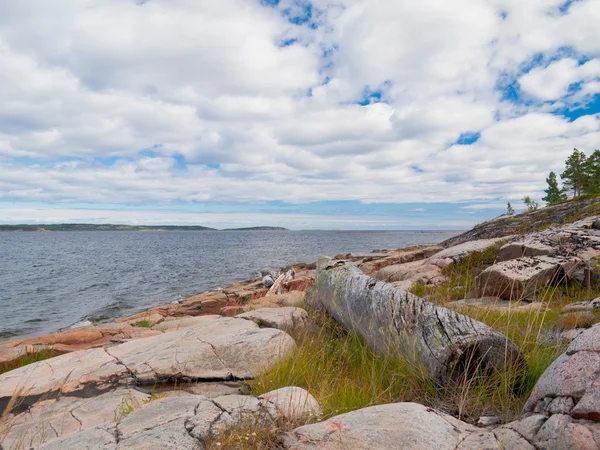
[[542, 148, 600, 206]]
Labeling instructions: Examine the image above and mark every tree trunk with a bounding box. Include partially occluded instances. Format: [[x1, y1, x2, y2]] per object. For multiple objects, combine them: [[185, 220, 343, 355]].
[[305, 257, 524, 386]]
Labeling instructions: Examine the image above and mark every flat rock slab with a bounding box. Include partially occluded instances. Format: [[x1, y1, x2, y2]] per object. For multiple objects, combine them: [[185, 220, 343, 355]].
[[281, 402, 532, 450], [426, 237, 510, 262], [236, 307, 311, 334], [2, 387, 150, 449], [0, 317, 296, 413], [37, 387, 321, 450]]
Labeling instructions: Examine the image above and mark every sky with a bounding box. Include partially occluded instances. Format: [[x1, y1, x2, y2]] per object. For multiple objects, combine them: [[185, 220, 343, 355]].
[[0, 0, 599, 230]]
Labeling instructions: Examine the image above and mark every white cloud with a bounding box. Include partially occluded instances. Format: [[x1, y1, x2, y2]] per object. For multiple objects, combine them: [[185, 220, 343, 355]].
[[0, 0, 599, 221]]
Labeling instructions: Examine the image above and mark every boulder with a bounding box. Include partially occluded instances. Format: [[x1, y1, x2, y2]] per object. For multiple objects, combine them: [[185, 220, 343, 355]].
[[306, 257, 523, 386], [259, 387, 322, 421], [237, 307, 311, 334], [475, 256, 567, 300], [509, 323, 600, 449], [281, 402, 533, 450], [374, 261, 446, 286], [0, 317, 296, 413]]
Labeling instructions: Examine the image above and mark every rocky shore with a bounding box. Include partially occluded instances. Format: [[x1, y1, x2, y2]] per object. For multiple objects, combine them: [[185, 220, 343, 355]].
[[2, 197, 600, 449]]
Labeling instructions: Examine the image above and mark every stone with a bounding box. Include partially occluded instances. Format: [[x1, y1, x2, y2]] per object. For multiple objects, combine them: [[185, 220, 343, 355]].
[[374, 261, 445, 286], [262, 274, 276, 287], [426, 237, 511, 262], [237, 307, 311, 334], [107, 317, 296, 383], [497, 241, 554, 262], [560, 297, 600, 314], [281, 402, 517, 450], [220, 306, 243, 316], [0, 317, 296, 412], [3, 388, 149, 449], [475, 256, 563, 300], [152, 315, 221, 331], [260, 387, 322, 421], [306, 258, 523, 385], [38, 425, 118, 450]]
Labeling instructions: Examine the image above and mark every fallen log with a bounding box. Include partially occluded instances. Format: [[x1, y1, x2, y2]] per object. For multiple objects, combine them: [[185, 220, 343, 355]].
[[266, 269, 295, 296], [306, 257, 524, 386]]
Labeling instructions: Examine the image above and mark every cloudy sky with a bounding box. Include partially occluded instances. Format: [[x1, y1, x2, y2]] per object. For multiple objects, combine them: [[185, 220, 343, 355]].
[[0, 0, 599, 229]]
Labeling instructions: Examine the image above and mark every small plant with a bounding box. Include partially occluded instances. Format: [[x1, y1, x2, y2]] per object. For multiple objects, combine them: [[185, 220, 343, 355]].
[[522, 196, 539, 212], [506, 202, 514, 215], [133, 319, 154, 328]]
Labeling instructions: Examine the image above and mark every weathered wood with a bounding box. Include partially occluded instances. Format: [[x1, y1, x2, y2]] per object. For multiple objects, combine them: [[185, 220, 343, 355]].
[[306, 257, 524, 386], [266, 269, 295, 296]]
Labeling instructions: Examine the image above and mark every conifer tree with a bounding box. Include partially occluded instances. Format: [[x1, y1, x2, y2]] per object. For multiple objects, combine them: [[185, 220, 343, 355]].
[[561, 148, 587, 197], [542, 171, 567, 205], [584, 149, 600, 194]]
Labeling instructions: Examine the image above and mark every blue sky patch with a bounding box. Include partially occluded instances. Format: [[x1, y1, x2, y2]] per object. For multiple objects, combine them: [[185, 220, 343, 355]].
[[455, 132, 481, 145]]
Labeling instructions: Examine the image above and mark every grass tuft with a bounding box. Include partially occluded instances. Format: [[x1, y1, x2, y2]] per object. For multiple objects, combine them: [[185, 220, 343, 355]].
[[133, 319, 154, 328], [0, 348, 60, 376]]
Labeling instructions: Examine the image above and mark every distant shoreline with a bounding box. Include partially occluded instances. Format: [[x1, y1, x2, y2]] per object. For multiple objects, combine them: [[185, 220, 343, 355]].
[[0, 224, 288, 232]]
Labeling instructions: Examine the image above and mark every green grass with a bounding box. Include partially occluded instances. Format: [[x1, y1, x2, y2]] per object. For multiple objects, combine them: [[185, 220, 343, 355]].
[[250, 309, 435, 419], [0, 348, 60, 376], [133, 319, 154, 328]]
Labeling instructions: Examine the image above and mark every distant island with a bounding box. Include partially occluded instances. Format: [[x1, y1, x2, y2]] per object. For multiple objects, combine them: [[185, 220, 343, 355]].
[[221, 226, 288, 231], [0, 224, 288, 232]]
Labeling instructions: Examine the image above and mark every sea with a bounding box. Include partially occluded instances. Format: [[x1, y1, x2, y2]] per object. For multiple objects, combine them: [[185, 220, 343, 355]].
[[0, 230, 459, 340]]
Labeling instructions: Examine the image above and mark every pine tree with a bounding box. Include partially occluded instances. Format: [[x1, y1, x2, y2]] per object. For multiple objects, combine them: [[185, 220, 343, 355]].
[[561, 148, 587, 197], [542, 171, 567, 205], [506, 202, 514, 215], [584, 149, 600, 194]]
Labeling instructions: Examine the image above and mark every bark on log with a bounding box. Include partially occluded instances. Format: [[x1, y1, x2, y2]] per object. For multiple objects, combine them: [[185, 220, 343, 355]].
[[305, 257, 524, 386]]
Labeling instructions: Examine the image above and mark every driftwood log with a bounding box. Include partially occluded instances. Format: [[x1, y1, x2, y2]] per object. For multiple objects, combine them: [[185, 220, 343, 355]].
[[266, 269, 295, 296], [306, 257, 524, 386]]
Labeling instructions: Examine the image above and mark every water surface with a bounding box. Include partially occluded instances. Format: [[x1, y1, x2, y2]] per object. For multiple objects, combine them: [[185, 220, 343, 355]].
[[0, 230, 459, 340]]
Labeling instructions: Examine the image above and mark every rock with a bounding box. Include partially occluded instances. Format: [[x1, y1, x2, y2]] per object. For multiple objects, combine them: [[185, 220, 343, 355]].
[[37, 390, 316, 450], [237, 307, 311, 334], [448, 297, 546, 312], [152, 315, 221, 331], [512, 323, 600, 448], [593, 218, 600, 230], [440, 197, 600, 247], [107, 317, 296, 384], [124, 313, 164, 327], [0, 317, 296, 413], [497, 241, 554, 262], [306, 257, 523, 386], [281, 402, 532, 450], [560, 297, 600, 314], [559, 328, 585, 342], [2, 387, 149, 449], [426, 237, 511, 262], [38, 425, 118, 450], [477, 415, 502, 427], [375, 261, 446, 286], [260, 387, 322, 421], [358, 246, 443, 275], [219, 305, 243, 316], [262, 274, 276, 287], [475, 256, 565, 300]]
